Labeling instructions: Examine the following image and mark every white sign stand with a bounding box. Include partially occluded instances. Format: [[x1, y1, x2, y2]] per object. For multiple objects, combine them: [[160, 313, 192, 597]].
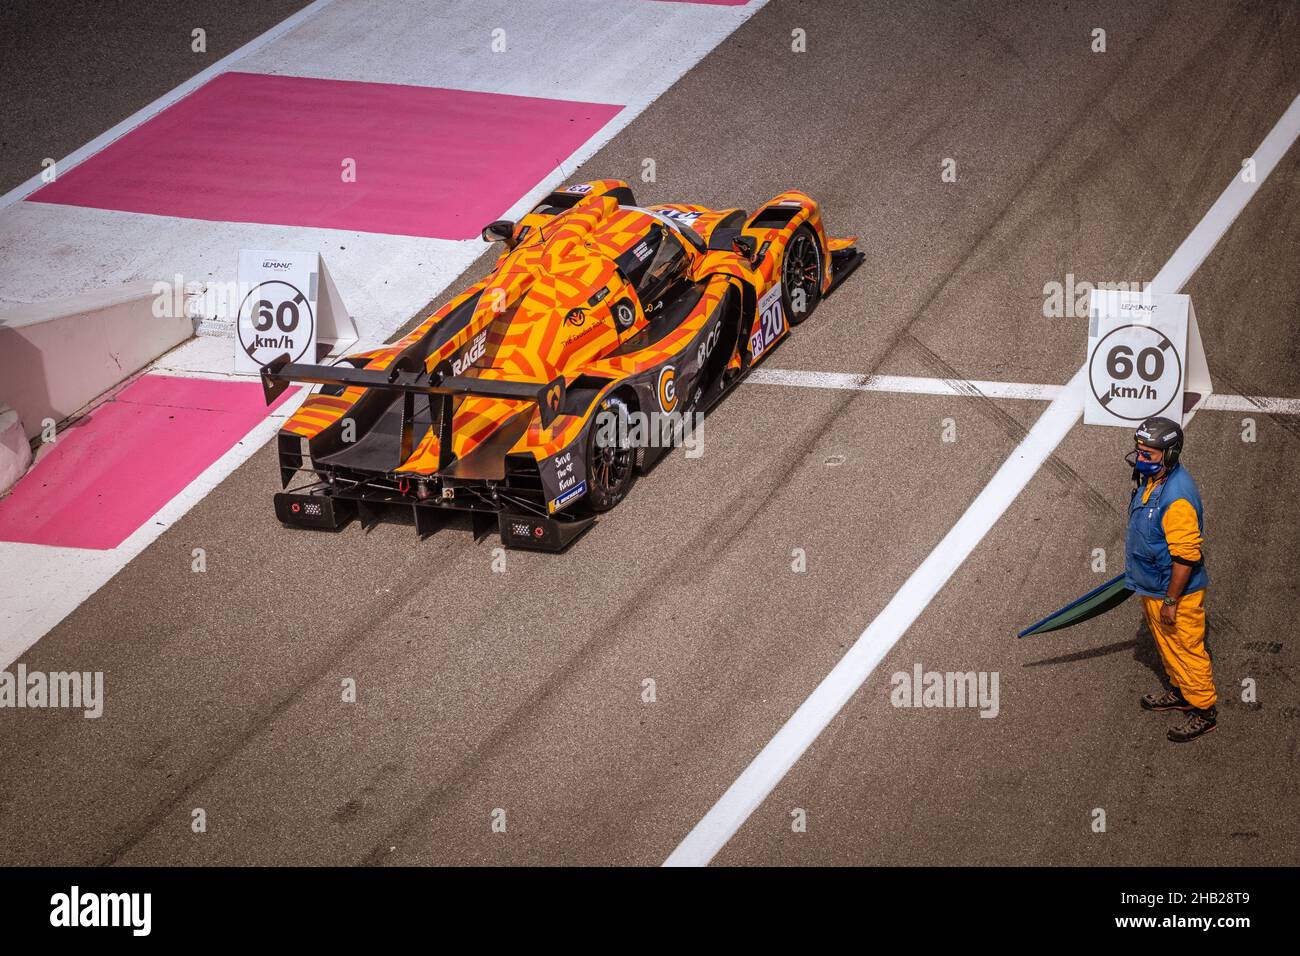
[[1182, 304, 1212, 422], [234, 250, 358, 374], [1084, 289, 1212, 427], [316, 258, 359, 355]]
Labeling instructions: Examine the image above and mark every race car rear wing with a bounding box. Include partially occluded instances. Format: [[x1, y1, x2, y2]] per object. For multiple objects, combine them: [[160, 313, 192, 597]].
[[260, 353, 566, 468]]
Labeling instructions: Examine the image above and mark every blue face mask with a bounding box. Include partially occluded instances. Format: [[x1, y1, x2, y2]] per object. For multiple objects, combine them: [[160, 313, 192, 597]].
[[1126, 449, 1163, 477]]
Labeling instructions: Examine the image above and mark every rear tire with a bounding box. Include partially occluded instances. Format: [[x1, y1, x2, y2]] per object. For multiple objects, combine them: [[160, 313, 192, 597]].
[[585, 393, 638, 512], [782, 224, 823, 326]]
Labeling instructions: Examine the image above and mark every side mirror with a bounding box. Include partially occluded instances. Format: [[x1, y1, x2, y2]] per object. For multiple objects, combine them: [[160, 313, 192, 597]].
[[481, 220, 517, 247], [732, 234, 757, 259]]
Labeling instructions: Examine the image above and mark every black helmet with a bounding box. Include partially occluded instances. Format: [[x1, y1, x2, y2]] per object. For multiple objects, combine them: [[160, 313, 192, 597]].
[[1134, 416, 1184, 468]]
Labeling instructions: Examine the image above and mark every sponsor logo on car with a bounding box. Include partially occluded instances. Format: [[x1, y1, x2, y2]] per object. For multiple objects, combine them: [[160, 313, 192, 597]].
[[565, 308, 586, 327], [451, 330, 488, 375], [550, 479, 587, 513], [656, 207, 702, 228], [631, 241, 652, 262], [613, 299, 636, 331], [658, 366, 678, 413], [565, 322, 604, 344], [552, 451, 579, 495], [696, 321, 722, 368], [565, 184, 593, 194]]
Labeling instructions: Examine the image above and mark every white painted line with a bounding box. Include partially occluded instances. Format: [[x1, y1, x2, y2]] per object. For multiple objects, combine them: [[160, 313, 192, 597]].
[[663, 368, 1087, 867], [1202, 393, 1300, 414], [1153, 94, 1300, 293], [0, 0, 340, 211], [665, 92, 1300, 867], [745, 368, 1300, 414], [746, 368, 1063, 401], [237, 0, 766, 107], [0, 203, 477, 340]]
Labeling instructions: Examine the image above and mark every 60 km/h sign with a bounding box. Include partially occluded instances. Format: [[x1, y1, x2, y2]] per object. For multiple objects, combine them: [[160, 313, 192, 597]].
[[234, 249, 321, 374], [1088, 323, 1182, 421], [236, 280, 315, 365], [1083, 289, 1210, 428]]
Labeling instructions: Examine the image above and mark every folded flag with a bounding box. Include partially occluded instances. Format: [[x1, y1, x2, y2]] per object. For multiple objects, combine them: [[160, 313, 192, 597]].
[[1017, 573, 1134, 638]]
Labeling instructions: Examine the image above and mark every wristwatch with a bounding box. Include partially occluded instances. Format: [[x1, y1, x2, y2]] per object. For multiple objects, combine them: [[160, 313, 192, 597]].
[[1162, 596, 1178, 607]]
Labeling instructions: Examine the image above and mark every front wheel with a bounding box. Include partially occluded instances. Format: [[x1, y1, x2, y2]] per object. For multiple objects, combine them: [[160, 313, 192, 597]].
[[781, 224, 823, 326], [585, 394, 638, 512]]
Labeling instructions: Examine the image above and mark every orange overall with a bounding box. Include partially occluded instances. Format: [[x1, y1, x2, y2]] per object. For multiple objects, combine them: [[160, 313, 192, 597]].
[[1137, 481, 1216, 709]]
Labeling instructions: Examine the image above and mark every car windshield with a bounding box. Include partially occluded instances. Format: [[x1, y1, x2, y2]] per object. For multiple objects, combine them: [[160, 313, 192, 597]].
[[616, 225, 687, 307]]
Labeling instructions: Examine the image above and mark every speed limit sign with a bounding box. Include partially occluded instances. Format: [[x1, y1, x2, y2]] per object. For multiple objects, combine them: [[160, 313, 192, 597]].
[[234, 250, 319, 373], [1083, 289, 1212, 427]]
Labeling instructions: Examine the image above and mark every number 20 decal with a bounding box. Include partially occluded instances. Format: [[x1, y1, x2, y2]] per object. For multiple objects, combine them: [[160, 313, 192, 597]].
[[750, 283, 786, 360], [761, 298, 783, 340]]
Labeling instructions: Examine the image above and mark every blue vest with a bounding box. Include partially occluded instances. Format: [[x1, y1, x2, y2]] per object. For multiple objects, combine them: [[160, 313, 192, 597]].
[[1124, 464, 1208, 598]]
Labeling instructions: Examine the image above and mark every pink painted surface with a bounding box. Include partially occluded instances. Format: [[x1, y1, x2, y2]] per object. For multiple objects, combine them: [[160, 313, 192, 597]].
[[0, 375, 294, 551], [27, 72, 623, 240]]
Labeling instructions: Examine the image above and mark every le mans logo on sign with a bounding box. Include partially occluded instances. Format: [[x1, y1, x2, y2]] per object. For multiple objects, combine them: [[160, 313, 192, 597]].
[[1084, 289, 1209, 427], [235, 249, 319, 374]]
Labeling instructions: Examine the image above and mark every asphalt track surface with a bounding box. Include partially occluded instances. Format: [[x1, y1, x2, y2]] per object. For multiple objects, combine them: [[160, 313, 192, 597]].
[[2, 0, 1298, 866], [0, 0, 313, 197]]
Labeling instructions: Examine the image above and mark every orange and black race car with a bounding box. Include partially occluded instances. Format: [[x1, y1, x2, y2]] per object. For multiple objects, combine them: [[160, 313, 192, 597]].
[[261, 178, 862, 551]]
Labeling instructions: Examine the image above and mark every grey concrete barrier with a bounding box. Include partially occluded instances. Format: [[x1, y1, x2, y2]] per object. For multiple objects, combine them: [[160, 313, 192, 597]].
[[0, 404, 31, 496], [0, 281, 193, 442]]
